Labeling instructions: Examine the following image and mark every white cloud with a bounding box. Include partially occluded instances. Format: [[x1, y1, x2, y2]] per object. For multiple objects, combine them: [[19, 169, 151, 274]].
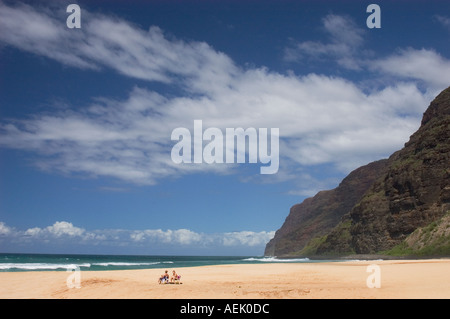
[[284, 13, 450, 91], [129, 228, 275, 248], [222, 231, 275, 247], [0, 221, 274, 250], [0, 1, 238, 85], [370, 48, 450, 89], [130, 229, 204, 245], [0, 76, 429, 184], [0, 222, 13, 236], [24, 221, 86, 238], [321, 14, 364, 47], [435, 15, 450, 31], [0, 1, 96, 70], [45, 221, 85, 237], [0, 3, 445, 188], [284, 14, 366, 70]]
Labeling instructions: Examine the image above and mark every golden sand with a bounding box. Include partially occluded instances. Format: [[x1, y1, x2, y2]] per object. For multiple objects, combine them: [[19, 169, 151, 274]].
[[0, 259, 449, 299]]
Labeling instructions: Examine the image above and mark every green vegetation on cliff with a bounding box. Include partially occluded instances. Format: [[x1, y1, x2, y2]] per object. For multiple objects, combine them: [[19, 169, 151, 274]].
[[382, 211, 450, 257]]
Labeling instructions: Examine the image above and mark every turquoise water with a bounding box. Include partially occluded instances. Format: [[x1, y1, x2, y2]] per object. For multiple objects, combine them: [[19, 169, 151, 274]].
[[0, 253, 320, 272]]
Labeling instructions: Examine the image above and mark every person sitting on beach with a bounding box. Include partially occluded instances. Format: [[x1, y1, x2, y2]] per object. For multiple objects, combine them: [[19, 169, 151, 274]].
[[170, 270, 180, 283], [158, 270, 169, 284]]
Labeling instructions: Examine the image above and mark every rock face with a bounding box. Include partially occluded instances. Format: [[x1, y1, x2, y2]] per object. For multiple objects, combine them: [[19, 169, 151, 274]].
[[266, 86, 450, 257], [264, 159, 389, 256]]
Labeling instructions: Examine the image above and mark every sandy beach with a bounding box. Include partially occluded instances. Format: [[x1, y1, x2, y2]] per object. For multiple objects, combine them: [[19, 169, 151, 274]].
[[0, 259, 449, 299]]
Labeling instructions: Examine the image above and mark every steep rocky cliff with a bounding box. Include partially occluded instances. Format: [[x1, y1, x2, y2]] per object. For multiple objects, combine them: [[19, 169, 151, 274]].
[[264, 159, 389, 256], [266, 86, 450, 257]]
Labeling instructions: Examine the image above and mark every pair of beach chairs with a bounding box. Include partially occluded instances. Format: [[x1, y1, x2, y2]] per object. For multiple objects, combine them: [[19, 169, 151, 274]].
[[159, 275, 182, 284]]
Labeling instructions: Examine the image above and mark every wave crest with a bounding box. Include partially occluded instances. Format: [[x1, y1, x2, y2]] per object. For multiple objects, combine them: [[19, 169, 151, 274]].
[[243, 257, 310, 262]]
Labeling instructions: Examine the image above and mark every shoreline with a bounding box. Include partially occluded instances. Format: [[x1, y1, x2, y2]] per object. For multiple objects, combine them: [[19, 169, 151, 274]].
[[1, 259, 449, 299], [273, 253, 450, 260]]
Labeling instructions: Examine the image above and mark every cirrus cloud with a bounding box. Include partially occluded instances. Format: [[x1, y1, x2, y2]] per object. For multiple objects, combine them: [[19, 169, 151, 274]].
[[284, 14, 367, 71], [370, 48, 450, 89], [0, 1, 447, 194]]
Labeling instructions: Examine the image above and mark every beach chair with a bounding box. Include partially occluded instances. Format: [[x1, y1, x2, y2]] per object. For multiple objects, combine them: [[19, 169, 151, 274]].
[[173, 275, 182, 284], [158, 276, 169, 284]]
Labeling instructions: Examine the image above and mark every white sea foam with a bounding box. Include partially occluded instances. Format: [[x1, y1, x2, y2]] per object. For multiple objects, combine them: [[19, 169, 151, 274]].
[[243, 257, 310, 263], [0, 260, 174, 271], [0, 263, 91, 270], [92, 262, 161, 267], [347, 259, 384, 262]]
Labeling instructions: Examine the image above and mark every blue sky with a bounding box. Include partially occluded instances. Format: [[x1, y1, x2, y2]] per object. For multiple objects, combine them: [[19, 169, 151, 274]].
[[0, 0, 450, 255]]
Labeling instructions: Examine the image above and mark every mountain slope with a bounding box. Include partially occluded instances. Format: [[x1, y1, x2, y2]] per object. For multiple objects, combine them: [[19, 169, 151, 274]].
[[264, 159, 389, 256], [266, 86, 450, 257]]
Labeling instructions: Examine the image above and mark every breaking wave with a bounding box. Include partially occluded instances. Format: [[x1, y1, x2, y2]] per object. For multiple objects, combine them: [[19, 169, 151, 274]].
[[0, 263, 91, 271], [242, 257, 310, 263], [92, 262, 161, 267]]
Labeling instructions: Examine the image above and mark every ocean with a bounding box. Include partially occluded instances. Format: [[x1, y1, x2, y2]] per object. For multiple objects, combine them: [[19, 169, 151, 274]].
[[0, 253, 317, 272]]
